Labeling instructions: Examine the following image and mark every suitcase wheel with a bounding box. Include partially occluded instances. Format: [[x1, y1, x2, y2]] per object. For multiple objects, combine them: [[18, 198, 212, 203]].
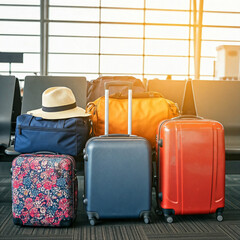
[[217, 215, 223, 222], [165, 216, 173, 224], [13, 217, 23, 226], [162, 208, 174, 223], [216, 208, 224, 222], [89, 218, 96, 226], [143, 216, 150, 224], [142, 212, 151, 224], [60, 219, 73, 227]]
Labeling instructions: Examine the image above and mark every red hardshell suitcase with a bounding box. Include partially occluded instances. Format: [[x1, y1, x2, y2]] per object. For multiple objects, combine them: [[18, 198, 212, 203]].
[[12, 153, 78, 227], [156, 116, 225, 223]]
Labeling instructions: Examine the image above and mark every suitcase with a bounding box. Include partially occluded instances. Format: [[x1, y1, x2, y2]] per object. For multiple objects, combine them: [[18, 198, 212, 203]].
[[156, 115, 225, 223], [83, 82, 152, 226], [12, 153, 78, 227]]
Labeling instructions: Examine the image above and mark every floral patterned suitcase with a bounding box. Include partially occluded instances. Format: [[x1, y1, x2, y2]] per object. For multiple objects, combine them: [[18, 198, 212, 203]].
[[12, 153, 78, 227]]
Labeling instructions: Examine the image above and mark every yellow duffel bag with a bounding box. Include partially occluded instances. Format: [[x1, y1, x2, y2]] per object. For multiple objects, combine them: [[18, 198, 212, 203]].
[[86, 92, 180, 148]]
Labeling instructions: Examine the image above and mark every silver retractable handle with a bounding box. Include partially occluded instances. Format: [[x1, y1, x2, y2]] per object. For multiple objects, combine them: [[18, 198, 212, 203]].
[[104, 82, 133, 135]]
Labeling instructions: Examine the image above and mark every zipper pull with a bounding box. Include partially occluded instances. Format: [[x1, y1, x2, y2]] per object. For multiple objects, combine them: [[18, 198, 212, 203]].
[[158, 139, 163, 147], [18, 126, 22, 135]]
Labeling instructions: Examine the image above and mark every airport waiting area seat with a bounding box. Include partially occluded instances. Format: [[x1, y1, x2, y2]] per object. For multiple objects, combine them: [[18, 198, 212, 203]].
[[2, 76, 240, 159], [147, 79, 240, 157], [147, 79, 186, 111], [0, 76, 21, 151], [193, 80, 240, 155], [22, 76, 87, 114], [4, 76, 87, 156]]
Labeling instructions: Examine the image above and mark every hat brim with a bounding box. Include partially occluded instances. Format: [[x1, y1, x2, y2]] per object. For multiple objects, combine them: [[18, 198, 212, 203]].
[[27, 106, 91, 120]]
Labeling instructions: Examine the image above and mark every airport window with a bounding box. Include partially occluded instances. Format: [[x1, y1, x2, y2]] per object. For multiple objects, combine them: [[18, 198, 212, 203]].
[[0, 0, 239, 81], [1, 1, 240, 237], [0, 1, 40, 80]]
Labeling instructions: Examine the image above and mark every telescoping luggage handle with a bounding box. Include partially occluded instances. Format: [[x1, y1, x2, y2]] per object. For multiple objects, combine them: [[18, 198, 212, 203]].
[[104, 82, 133, 135]]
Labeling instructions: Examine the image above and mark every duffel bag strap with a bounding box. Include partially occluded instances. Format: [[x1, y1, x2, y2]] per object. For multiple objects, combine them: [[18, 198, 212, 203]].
[[86, 102, 98, 136], [22, 114, 34, 126], [88, 119, 94, 137], [86, 102, 96, 114]]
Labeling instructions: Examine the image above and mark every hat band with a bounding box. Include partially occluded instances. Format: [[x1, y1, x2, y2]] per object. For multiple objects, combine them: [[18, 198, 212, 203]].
[[42, 102, 77, 112]]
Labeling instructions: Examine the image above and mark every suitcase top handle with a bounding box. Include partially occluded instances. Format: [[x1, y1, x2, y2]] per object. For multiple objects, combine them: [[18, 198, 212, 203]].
[[104, 81, 133, 90], [104, 81, 133, 135], [172, 115, 204, 120], [34, 151, 57, 155]]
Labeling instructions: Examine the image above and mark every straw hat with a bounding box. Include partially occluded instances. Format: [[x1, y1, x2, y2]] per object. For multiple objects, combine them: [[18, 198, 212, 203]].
[[27, 86, 90, 119]]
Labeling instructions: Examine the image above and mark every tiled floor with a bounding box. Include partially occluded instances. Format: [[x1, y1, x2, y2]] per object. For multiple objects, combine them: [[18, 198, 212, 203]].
[[0, 159, 240, 240]]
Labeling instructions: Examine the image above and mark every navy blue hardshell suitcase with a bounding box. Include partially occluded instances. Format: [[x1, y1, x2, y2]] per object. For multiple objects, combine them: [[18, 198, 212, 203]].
[[83, 82, 152, 225]]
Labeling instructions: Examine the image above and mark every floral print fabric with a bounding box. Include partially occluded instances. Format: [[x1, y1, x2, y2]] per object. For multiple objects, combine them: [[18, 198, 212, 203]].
[[12, 154, 77, 226]]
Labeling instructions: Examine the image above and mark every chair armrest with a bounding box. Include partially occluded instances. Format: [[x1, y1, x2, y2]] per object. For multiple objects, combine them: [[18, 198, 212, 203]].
[[4, 146, 20, 156]]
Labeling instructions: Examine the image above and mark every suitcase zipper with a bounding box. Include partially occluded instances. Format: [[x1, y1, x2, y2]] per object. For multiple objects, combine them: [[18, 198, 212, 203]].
[[156, 119, 171, 202], [59, 155, 77, 215], [17, 125, 76, 135]]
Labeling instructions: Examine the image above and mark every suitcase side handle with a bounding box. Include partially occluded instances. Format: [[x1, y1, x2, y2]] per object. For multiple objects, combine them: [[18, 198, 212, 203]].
[[172, 115, 204, 120], [104, 81, 133, 136]]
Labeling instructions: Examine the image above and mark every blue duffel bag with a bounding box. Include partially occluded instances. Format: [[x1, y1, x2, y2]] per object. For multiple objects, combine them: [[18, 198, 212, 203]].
[[14, 114, 91, 156]]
